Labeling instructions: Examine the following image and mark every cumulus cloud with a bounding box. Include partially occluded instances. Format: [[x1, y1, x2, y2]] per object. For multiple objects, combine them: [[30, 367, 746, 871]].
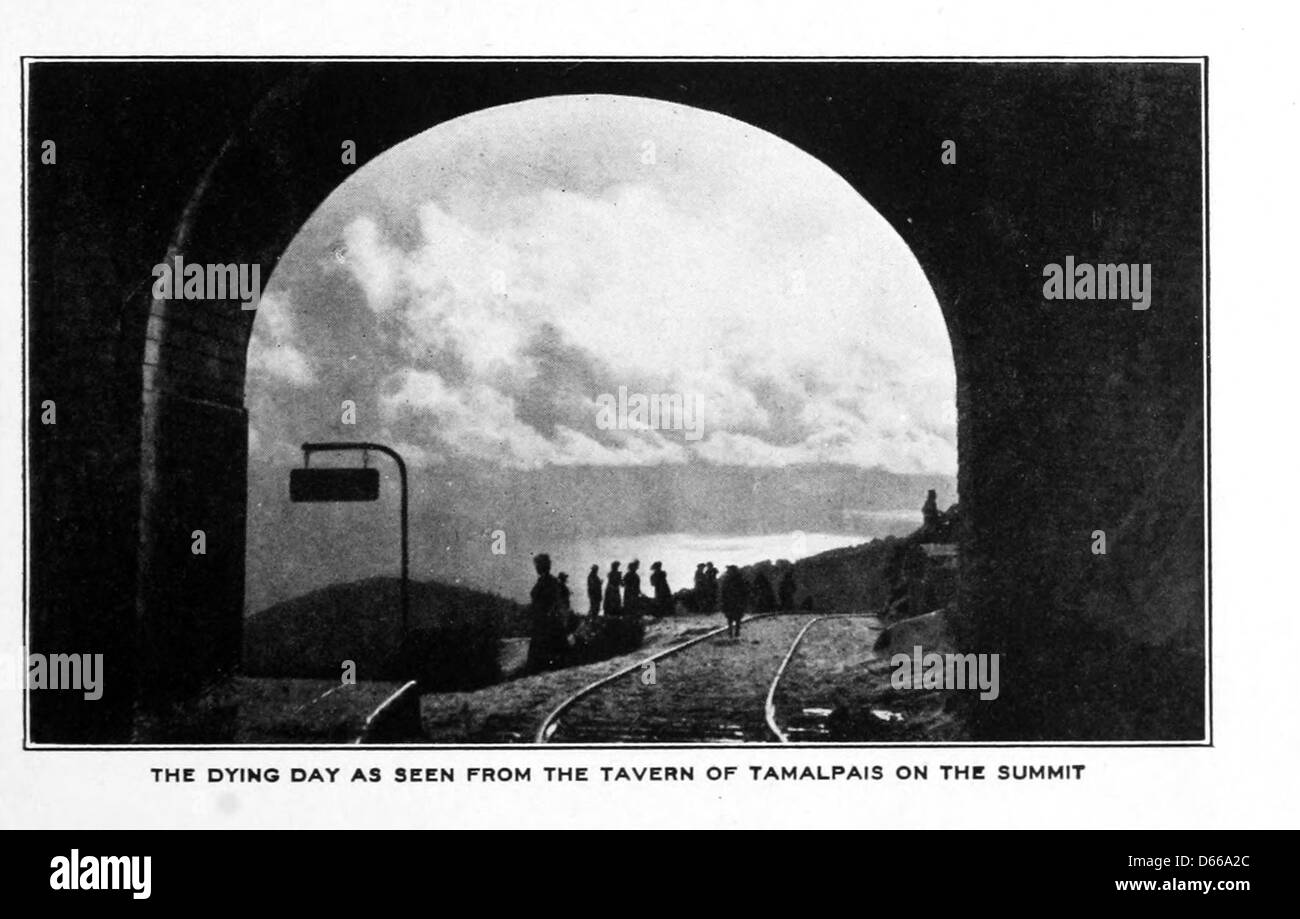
[[246, 292, 315, 387], [342, 218, 404, 311], [254, 95, 957, 476]]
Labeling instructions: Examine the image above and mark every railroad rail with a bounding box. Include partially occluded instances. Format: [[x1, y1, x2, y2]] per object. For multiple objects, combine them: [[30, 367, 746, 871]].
[[536, 614, 782, 744], [764, 614, 877, 742]]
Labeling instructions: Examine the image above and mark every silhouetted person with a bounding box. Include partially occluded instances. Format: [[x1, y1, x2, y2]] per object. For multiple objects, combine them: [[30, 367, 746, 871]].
[[719, 564, 747, 639], [603, 561, 623, 616], [752, 571, 776, 614], [922, 489, 940, 533], [526, 553, 566, 672], [557, 572, 571, 612], [778, 569, 797, 611], [650, 561, 672, 617], [557, 572, 573, 630], [587, 565, 602, 616], [704, 562, 719, 613], [693, 563, 707, 612], [624, 560, 643, 616]]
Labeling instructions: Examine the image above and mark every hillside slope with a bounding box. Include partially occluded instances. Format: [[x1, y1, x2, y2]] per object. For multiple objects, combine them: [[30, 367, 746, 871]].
[[243, 576, 527, 686]]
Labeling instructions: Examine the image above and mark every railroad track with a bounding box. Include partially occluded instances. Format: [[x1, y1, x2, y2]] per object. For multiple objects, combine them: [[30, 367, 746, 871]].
[[765, 615, 879, 743], [537, 613, 880, 745]]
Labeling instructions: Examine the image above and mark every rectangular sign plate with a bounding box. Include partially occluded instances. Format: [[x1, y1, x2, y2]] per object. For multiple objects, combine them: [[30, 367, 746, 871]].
[[290, 467, 380, 502]]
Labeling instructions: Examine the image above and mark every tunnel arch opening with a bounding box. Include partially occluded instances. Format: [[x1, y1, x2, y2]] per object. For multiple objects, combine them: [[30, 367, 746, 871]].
[[234, 93, 961, 643], [138, 70, 978, 725]]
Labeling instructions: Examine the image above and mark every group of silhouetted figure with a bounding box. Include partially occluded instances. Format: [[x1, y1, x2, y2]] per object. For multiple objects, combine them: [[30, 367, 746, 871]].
[[585, 558, 676, 619], [527, 552, 803, 669]]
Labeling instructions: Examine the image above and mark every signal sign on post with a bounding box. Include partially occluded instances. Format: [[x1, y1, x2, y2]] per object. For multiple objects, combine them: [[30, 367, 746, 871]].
[[289, 443, 411, 659], [290, 467, 380, 503]]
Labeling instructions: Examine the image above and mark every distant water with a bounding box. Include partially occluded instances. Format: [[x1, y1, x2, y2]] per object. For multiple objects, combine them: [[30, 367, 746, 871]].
[[248, 511, 922, 613], [513, 519, 919, 605]]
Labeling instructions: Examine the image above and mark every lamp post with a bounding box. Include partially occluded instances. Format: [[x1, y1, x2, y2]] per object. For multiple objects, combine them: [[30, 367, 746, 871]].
[[291, 442, 409, 643]]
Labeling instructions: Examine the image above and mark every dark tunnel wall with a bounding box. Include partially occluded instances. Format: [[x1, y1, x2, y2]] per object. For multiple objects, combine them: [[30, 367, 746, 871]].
[[25, 61, 1205, 742]]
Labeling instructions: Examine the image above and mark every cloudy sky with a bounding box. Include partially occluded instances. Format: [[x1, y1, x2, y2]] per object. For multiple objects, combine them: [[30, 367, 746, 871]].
[[243, 94, 958, 610], [247, 94, 956, 477]]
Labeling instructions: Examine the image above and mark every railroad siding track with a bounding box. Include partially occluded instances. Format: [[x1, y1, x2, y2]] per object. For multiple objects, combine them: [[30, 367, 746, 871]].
[[384, 612, 906, 745], [766, 615, 881, 743], [769, 614, 961, 742], [540, 615, 809, 744]]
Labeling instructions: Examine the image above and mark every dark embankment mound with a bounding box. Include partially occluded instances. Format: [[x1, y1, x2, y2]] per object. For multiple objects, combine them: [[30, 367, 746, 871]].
[[243, 577, 529, 689], [739, 503, 960, 618]]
